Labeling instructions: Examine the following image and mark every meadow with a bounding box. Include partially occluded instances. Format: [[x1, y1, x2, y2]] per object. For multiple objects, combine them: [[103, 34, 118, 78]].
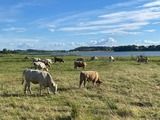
[[0, 54, 159, 120]]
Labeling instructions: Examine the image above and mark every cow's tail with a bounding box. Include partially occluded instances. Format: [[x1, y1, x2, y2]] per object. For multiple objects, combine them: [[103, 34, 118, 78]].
[[22, 70, 26, 84]]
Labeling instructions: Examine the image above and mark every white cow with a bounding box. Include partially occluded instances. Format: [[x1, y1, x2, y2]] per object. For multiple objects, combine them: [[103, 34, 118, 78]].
[[34, 62, 48, 71], [32, 58, 41, 62], [109, 56, 115, 62], [22, 69, 57, 95], [44, 59, 53, 67]]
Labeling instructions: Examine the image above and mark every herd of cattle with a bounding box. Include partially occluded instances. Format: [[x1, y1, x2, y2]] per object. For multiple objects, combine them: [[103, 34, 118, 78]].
[[22, 56, 148, 95]]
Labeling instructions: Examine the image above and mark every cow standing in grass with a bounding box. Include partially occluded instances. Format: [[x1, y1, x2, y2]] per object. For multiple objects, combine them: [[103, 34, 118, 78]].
[[34, 62, 48, 71], [54, 57, 64, 63], [91, 56, 98, 60], [76, 57, 85, 61], [44, 59, 53, 67], [109, 56, 115, 62], [74, 61, 87, 69], [32, 58, 41, 62], [22, 69, 57, 95], [79, 71, 102, 88], [136, 56, 148, 63]]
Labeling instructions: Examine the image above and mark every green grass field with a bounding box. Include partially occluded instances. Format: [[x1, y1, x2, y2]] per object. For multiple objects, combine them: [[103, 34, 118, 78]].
[[0, 54, 160, 120]]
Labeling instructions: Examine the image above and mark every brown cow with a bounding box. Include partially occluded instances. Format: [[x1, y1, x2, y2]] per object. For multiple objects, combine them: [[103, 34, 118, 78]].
[[76, 57, 85, 61], [54, 57, 64, 63], [79, 71, 102, 88], [136, 56, 148, 63], [74, 61, 87, 69]]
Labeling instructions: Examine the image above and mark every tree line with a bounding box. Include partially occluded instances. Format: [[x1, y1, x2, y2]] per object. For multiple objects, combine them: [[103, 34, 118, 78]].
[[1, 45, 160, 54], [69, 45, 160, 51]]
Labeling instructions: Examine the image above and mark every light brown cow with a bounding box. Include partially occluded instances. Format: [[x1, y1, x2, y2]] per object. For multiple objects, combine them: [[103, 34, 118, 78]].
[[74, 61, 87, 69], [79, 71, 102, 88]]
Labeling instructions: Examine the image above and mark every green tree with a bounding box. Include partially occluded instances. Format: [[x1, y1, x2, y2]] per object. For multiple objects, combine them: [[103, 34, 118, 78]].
[[2, 48, 9, 54]]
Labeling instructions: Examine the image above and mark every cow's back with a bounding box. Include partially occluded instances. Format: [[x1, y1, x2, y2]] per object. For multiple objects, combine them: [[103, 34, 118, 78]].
[[38, 71, 50, 86], [24, 69, 49, 84], [87, 71, 98, 81], [24, 69, 39, 83]]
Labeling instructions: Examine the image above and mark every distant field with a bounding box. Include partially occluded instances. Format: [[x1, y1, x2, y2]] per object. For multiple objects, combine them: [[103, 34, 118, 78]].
[[0, 54, 159, 120]]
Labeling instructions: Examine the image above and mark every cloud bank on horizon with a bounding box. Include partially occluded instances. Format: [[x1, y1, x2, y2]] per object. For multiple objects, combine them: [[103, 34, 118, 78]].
[[0, 0, 160, 50]]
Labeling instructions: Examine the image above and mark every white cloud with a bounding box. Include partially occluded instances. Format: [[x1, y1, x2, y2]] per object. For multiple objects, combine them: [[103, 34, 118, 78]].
[[108, 37, 117, 44], [142, 0, 160, 7], [2, 27, 26, 32], [90, 37, 117, 46], [144, 29, 156, 32], [57, 3, 160, 36], [143, 39, 160, 45], [49, 28, 55, 32], [17, 42, 34, 49]]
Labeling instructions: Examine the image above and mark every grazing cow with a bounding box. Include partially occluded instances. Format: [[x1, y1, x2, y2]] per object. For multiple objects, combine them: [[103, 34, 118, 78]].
[[79, 71, 102, 88], [136, 56, 148, 63], [76, 57, 85, 61], [44, 59, 53, 67], [22, 69, 57, 95], [34, 62, 48, 71], [54, 57, 64, 63], [32, 58, 41, 62], [109, 56, 115, 62], [74, 61, 87, 69], [91, 56, 98, 60]]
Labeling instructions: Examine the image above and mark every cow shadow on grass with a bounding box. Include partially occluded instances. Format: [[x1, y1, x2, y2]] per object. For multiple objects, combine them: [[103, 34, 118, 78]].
[[0, 92, 56, 97], [1, 86, 78, 97], [58, 86, 78, 92], [1, 92, 25, 97]]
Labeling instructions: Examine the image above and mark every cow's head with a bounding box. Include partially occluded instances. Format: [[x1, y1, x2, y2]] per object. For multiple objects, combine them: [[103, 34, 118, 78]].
[[50, 83, 57, 94], [96, 80, 102, 85]]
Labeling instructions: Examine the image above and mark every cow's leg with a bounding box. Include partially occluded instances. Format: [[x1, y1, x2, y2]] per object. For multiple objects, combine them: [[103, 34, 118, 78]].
[[24, 83, 28, 94], [74, 66, 77, 69], [47, 87, 50, 94], [79, 79, 83, 88], [83, 79, 87, 87], [93, 80, 96, 86], [28, 82, 33, 95], [39, 84, 43, 95]]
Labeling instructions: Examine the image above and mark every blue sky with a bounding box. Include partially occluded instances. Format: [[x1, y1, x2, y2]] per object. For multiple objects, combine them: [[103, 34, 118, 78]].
[[0, 0, 160, 50]]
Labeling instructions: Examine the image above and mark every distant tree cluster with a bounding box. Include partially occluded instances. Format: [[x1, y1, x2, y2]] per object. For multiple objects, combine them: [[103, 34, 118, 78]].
[[0, 48, 66, 54], [0, 48, 18, 54], [69, 46, 113, 51], [70, 45, 160, 51]]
